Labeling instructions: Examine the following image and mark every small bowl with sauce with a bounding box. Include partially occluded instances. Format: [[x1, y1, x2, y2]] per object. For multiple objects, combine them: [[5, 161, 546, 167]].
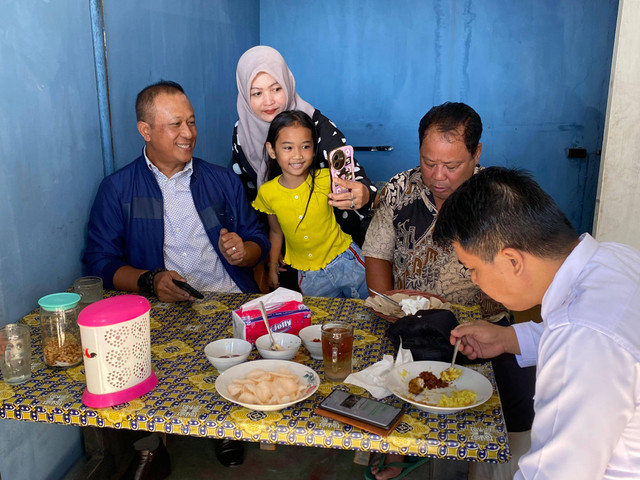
[[205, 338, 252, 372], [298, 325, 323, 360]]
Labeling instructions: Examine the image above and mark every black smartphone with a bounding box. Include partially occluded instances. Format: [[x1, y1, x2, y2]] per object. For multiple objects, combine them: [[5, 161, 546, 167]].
[[172, 279, 204, 299], [319, 390, 403, 430]]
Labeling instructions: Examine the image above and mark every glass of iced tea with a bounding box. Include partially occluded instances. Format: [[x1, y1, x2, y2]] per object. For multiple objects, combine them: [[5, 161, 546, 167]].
[[321, 321, 354, 382]]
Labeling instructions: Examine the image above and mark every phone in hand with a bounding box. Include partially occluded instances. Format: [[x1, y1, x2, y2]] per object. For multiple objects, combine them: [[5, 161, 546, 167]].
[[172, 279, 204, 299], [328, 145, 355, 194], [319, 390, 403, 430]]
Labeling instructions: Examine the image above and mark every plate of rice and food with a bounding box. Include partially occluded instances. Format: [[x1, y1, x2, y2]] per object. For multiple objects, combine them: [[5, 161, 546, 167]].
[[386, 360, 493, 414], [215, 359, 320, 411]]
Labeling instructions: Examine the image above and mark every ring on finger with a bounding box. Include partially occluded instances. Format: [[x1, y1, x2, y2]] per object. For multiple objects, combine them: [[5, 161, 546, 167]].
[[350, 201, 355, 209], [350, 193, 354, 201], [232, 246, 237, 253]]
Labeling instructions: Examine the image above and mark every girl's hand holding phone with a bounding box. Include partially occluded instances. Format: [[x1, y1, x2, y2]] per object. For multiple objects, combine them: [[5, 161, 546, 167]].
[[328, 177, 370, 210]]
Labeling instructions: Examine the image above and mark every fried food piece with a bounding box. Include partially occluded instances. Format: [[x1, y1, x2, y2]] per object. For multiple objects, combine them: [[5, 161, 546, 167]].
[[408, 376, 426, 395]]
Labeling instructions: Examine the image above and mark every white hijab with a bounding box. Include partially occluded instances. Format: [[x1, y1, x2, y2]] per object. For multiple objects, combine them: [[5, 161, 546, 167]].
[[236, 45, 316, 187]]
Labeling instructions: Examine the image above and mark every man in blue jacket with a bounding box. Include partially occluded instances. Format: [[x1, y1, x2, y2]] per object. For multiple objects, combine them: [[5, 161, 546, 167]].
[[83, 81, 268, 473], [83, 80, 269, 302]]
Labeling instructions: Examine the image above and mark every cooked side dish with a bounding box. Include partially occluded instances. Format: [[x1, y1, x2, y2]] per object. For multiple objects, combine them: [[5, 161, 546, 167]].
[[408, 371, 449, 394], [407, 369, 476, 408], [438, 390, 477, 407], [440, 367, 462, 382]]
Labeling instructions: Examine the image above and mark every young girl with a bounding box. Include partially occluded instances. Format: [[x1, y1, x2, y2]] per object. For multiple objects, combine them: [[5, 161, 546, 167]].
[[252, 110, 368, 299]]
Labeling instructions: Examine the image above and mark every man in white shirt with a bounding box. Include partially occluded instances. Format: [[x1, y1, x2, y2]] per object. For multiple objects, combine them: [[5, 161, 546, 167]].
[[434, 167, 640, 479]]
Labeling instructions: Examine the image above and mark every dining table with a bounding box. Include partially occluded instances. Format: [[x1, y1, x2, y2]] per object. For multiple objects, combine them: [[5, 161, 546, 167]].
[[0, 290, 511, 477]]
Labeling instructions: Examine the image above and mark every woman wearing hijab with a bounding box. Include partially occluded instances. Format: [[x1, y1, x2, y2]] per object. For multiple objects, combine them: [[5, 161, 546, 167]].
[[232, 45, 377, 247]]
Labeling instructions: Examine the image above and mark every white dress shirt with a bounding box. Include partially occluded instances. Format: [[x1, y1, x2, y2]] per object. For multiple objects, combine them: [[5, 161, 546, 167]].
[[144, 151, 240, 293], [513, 233, 640, 479]]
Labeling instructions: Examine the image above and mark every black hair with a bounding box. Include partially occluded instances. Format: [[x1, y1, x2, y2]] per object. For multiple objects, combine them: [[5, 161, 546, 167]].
[[264, 110, 320, 230], [418, 102, 482, 156], [135, 80, 186, 122], [433, 167, 578, 262]]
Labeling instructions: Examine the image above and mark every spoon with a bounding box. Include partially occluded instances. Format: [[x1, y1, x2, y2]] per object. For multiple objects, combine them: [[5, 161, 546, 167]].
[[450, 338, 462, 368], [259, 301, 284, 351], [367, 288, 401, 307]]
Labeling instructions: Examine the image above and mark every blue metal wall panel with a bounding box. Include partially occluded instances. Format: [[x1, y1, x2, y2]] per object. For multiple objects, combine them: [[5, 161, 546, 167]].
[[0, 1, 98, 478], [103, 0, 260, 171], [260, 0, 618, 233]]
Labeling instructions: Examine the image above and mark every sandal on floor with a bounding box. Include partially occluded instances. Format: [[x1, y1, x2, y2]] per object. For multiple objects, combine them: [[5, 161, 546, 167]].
[[364, 453, 429, 480]]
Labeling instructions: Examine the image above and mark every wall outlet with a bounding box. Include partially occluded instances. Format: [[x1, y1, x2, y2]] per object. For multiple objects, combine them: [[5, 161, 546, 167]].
[[567, 147, 587, 158]]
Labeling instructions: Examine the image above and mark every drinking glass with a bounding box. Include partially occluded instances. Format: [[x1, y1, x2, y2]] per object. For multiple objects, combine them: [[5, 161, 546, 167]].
[[321, 321, 354, 382], [0, 323, 31, 384], [73, 276, 104, 310]]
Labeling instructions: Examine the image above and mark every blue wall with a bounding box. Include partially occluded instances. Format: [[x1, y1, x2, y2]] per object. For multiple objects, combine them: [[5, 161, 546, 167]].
[[0, 1, 100, 476], [260, 0, 618, 234], [0, 1, 258, 479], [104, 0, 260, 171]]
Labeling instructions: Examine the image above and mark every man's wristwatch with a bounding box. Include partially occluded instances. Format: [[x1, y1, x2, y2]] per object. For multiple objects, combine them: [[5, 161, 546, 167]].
[[137, 268, 165, 296]]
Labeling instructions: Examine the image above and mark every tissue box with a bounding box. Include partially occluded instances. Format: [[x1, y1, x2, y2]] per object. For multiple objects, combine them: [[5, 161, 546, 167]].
[[232, 300, 311, 344]]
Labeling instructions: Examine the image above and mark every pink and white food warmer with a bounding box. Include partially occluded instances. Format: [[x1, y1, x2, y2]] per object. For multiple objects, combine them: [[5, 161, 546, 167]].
[[78, 295, 157, 408]]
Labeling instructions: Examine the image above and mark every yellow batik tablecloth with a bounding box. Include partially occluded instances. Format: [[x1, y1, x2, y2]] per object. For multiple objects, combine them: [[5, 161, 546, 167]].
[[0, 291, 509, 464]]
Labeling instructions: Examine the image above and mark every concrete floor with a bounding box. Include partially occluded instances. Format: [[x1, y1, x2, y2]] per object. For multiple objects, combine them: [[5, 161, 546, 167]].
[[164, 436, 469, 480]]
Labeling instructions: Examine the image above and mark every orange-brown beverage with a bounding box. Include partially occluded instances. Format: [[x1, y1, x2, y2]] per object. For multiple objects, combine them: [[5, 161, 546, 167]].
[[321, 322, 354, 382]]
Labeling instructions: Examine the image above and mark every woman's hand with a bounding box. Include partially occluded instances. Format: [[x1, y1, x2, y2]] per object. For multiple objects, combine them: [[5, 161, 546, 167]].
[[328, 177, 370, 210]]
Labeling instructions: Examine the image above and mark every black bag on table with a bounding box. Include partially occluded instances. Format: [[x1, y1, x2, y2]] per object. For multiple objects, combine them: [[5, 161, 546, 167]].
[[386, 309, 475, 364]]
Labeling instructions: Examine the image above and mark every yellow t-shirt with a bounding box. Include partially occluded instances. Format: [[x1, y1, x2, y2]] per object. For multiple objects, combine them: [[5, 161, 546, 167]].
[[253, 169, 352, 271]]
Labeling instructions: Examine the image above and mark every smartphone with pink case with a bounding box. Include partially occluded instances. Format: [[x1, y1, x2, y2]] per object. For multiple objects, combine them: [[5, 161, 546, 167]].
[[328, 145, 355, 194]]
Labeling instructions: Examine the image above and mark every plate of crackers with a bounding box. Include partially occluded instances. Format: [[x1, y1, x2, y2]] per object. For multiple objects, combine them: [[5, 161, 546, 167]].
[[386, 360, 493, 414], [215, 359, 320, 411]]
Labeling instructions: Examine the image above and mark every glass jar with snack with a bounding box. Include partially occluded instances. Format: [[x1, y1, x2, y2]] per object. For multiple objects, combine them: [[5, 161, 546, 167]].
[[38, 292, 83, 368]]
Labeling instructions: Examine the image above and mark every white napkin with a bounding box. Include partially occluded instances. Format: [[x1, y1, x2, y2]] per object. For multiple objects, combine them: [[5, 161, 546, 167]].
[[239, 287, 303, 310], [344, 340, 413, 399]]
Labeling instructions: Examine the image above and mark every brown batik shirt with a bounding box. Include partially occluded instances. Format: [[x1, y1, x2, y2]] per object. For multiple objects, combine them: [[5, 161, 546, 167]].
[[362, 166, 503, 316]]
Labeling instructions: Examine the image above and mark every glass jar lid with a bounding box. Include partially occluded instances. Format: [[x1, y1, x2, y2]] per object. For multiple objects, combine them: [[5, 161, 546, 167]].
[[38, 292, 81, 311]]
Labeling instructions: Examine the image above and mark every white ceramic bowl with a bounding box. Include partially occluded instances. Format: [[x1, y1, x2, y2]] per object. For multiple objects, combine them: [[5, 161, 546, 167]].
[[215, 359, 320, 411], [204, 338, 252, 372], [255, 332, 301, 360], [298, 325, 323, 360]]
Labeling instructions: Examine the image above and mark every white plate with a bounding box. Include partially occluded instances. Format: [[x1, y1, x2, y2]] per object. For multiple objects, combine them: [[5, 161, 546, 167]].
[[387, 360, 493, 414], [215, 359, 320, 411]]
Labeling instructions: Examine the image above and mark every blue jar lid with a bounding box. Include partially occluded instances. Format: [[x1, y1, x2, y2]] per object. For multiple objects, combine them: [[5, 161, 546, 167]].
[[38, 292, 81, 310]]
